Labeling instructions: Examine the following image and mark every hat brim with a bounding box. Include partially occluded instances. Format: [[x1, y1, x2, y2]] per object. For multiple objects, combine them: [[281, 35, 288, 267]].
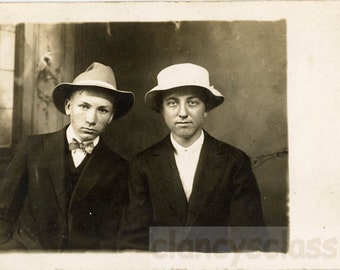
[[145, 85, 224, 113], [52, 83, 135, 119]]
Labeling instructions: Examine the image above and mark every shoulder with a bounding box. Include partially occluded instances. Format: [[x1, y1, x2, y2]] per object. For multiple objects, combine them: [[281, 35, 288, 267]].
[[26, 130, 61, 142], [97, 140, 129, 167], [18, 129, 64, 148], [204, 132, 249, 161], [25, 126, 67, 142], [130, 135, 170, 164], [108, 150, 128, 167], [136, 135, 169, 155]]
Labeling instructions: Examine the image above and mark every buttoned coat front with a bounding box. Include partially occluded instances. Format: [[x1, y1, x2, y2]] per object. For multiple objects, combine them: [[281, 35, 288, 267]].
[[118, 131, 265, 251], [0, 126, 128, 250]]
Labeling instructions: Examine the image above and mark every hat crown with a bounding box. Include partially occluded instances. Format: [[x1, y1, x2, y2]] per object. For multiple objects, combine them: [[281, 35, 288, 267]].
[[145, 63, 224, 113], [157, 63, 210, 89], [73, 62, 117, 89], [52, 62, 135, 119]]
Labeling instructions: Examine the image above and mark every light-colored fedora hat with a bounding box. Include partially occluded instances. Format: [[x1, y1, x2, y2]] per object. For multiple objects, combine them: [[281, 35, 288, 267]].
[[145, 63, 224, 112], [52, 62, 135, 119]]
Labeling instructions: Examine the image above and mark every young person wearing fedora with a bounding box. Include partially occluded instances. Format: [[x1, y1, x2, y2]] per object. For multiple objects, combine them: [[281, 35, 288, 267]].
[[0, 62, 134, 250], [118, 63, 265, 252]]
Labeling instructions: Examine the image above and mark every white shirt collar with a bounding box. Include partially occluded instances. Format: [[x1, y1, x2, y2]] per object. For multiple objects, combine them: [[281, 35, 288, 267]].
[[66, 125, 100, 147], [170, 130, 204, 155]]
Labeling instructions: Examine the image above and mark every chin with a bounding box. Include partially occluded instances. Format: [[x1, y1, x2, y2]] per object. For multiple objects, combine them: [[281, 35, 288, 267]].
[[177, 133, 193, 139], [81, 134, 96, 141]]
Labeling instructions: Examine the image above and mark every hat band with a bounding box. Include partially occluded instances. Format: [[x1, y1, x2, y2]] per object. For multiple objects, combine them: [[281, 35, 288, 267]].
[[73, 79, 116, 90]]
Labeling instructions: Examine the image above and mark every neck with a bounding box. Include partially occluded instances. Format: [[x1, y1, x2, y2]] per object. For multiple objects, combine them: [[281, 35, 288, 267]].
[[172, 129, 203, 148]]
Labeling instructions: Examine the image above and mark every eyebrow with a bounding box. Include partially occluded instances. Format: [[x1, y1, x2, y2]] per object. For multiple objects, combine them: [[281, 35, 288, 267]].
[[98, 105, 113, 110], [97, 104, 114, 111], [78, 100, 90, 105], [164, 96, 177, 100], [78, 100, 113, 108], [164, 95, 200, 100]]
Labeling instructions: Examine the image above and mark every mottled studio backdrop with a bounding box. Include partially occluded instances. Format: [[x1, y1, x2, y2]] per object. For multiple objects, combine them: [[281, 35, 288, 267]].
[[74, 21, 287, 228]]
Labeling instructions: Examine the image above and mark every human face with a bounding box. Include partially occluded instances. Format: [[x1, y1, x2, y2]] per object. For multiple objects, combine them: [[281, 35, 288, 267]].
[[161, 87, 207, 147], [65, 89, 115, 141]]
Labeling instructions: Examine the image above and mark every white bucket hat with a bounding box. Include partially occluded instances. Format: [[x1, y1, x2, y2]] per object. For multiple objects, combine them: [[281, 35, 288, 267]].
[[52, 62, 135, 119], [145, 63, 224, 112]]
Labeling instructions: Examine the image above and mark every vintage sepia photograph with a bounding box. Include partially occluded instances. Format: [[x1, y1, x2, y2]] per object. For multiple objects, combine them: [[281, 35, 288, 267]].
[[0, 1, 339, 270], [0, 20, 288, 250]]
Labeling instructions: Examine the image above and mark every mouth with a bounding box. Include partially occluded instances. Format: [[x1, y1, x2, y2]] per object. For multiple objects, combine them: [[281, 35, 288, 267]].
[[176, 122, 192, 126], [81, 127, 97, 134]]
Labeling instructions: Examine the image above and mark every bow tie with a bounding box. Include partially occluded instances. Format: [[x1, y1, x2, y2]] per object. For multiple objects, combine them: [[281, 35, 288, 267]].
[[69, 139, 94, 154]]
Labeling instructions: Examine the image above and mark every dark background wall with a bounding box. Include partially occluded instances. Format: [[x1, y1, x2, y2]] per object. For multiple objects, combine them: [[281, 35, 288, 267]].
[[74, 21, 287, 227]]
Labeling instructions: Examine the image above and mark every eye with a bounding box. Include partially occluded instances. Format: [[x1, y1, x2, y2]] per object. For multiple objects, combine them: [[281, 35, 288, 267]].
[[98, 108, 110, 114], [188, 99, 200, 106], [165, 100, 177, 107], [79, 104, 89, 110]]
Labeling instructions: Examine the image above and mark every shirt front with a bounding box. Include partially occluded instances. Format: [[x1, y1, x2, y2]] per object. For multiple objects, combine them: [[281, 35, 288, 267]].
[[66, 125, 99, 167], [170, 131, 204, 201]]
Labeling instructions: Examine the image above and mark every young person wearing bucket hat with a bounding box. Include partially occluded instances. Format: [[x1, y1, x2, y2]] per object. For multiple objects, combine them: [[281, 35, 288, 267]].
[[0, 62, 134, 250], [118, 63, 265, 252]]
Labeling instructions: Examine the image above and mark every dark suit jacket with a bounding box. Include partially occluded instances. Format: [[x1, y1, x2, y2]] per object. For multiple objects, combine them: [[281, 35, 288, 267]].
[[117, 131, 265, 252], [0, 126, 128, 250]]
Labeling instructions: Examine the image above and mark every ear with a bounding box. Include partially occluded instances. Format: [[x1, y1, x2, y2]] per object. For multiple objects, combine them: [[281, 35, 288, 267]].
[[204, 111, 208, 118], [107, 111, 114, 124], [64, 99, 71, 116]]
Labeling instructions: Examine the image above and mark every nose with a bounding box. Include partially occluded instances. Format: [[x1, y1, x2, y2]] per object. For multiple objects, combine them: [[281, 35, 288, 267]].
[[85, 109, 97, 126], [178, 103, 188, 119]]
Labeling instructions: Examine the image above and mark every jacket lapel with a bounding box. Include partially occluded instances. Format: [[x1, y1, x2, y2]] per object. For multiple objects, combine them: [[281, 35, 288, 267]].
[[186, 132, 228, 226], [69, 139, 109, 207], [150, 136, 188, 223], [44, 127, 68, 217]]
